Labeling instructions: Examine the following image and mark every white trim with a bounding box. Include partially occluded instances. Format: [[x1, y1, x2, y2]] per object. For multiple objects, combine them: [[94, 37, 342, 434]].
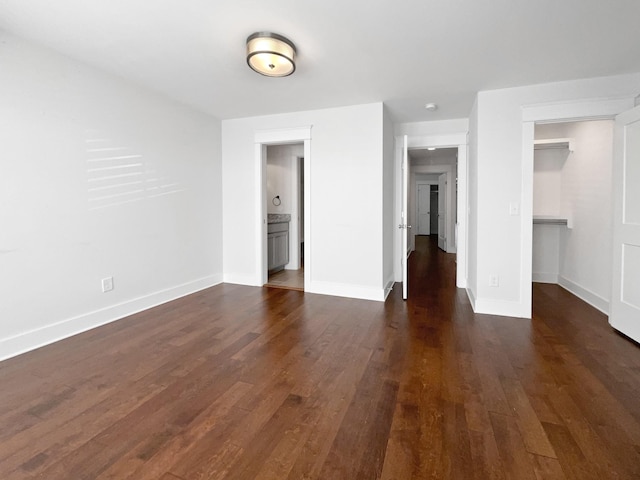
[[306, 280, 386, 302], [519, 95, 636, 320], [285, 154, 302, 270], [223, 273, 261, 286], [384, 278, 395, 300], [255, 126, 312, 144], [521, 121, 535, 319], [456, 144, 468, 288], [255, 143, 267, 285], [466, 287, 477, 310], [473, 297, 530, 319], [558, 275, 609, 315], [522, 96, 636, 123], [0, 275, 223, 362], [395, 130, 468, 288], [303, 141, 311, 290], [255, 126, 312, 290], [408, 133, 467, 149]]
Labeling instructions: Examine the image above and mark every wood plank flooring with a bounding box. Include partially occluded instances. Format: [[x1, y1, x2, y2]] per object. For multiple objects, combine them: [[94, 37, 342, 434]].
[[1, 235, 640, 479], [265, 268, 304, 291]]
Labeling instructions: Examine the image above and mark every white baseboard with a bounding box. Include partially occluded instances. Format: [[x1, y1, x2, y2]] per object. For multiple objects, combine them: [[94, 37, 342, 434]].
[[558, 275, 609, 315], [305, 280, 386, 302], [0, 274, 223, 362], [223, 273, 261, 287], [466, 287, 477, 311], [533, 272, 559, 283], [383, 278, 395, 300], [472, 296, 531, 319]]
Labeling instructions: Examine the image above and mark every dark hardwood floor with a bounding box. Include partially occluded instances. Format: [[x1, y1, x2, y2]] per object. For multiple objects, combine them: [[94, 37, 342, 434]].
[[1, 235, 640, 479]]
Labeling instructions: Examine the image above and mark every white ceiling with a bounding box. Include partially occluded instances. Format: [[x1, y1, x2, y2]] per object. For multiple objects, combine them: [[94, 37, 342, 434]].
[[1, 0, 639, 123]]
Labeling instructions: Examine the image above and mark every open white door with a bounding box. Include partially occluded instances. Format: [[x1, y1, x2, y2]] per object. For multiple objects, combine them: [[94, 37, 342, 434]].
[[438, 173, 446, 251], [400, 135, 410, 300], [610, 105, 640, 342], [417, 184, 431, 235]]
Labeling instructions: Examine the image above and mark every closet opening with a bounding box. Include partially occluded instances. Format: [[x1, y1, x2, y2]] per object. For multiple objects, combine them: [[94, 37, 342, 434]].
[[532, 119, 614, 313]]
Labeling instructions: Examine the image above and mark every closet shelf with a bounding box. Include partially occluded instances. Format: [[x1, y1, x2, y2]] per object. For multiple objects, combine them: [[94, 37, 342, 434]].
[[534, 138, 573, 152], [533, 215, 569, 226]]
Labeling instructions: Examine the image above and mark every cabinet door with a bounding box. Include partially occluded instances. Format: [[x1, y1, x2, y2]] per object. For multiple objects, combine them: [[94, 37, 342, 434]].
[[274, 232, 289, 267], [267, 234, 276, 270]]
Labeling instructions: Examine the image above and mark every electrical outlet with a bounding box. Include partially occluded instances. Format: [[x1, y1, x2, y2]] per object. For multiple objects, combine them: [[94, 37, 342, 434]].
[[489, 275, 499, 287], [102, 277, 114, 292]]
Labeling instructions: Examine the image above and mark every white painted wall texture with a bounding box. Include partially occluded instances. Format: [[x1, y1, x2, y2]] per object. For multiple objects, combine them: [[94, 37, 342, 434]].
[[382, 107, 395, 294], [222, 102, 388, 301], [469, 73, 640, 317], [0, 33, 223, 360]]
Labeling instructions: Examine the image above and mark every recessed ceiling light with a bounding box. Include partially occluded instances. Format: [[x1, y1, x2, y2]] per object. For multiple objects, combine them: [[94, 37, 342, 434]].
[[428, 147, 436, 151], [246, 32, 296, 77], [424, 103, 438, 111]]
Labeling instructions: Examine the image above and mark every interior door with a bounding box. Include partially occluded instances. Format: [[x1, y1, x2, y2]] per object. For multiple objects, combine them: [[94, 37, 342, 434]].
[[417, 184, 431, 235], [438, 173, 446, 251], [400, 135, 409, 300], [610, 105, 640, 342]]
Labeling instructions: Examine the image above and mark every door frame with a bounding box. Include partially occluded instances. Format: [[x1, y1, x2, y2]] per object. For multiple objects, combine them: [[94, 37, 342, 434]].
[[416, 180, 436, 236], [437, 173, 447, 251], [409, 167, 454, 253], [520, 97, 635, 317], [395, 132, 468, 289], [255, 127, 312, 287]]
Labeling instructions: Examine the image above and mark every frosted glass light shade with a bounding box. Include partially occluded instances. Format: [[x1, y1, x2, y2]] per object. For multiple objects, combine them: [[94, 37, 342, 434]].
[[246, 32, 296, 77]]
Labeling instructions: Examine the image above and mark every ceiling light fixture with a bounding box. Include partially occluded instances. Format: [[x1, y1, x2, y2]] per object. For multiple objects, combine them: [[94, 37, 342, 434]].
[[246, 32, 296, 77], [424, 103, 438, 111]]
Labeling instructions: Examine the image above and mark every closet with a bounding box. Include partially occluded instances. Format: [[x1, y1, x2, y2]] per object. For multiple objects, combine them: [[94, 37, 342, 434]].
[[532, 120, 614, 313]]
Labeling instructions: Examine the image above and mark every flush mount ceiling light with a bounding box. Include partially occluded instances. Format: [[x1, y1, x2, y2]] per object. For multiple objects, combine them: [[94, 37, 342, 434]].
[[424, 103, 438, 111], [246, 32, 296, 77]]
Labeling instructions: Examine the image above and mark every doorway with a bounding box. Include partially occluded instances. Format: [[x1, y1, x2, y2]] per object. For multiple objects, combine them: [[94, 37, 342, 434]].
[[254, 125, 312, 291], [264, 145, 305, 291], [415, 181, 440, 237], [408, 148, 458, 255], [395, 133, 468, 294], [520, 96, 634, 318], [531, 119, 614, 313]]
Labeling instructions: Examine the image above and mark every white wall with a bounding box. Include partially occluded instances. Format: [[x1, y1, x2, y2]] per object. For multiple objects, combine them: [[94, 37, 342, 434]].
[[531, 141, 567, 283], [382, 107, 395, 295], [533, 148, 566, 217], [0, 33, 223, 360], [470, 72, 640, 317], [468, 100, 479, 304], [532, 225, 561, 283], [222, 103, 388, 301], [535, 120, 614, 312]]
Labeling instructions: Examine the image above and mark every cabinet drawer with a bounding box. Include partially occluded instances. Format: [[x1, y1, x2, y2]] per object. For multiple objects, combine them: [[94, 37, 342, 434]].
[[268, 222, 289, 233]]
